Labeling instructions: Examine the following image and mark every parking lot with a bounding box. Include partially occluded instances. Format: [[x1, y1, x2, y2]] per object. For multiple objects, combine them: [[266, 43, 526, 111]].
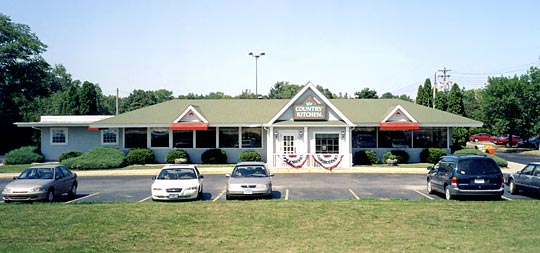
[[1, 173, 538, 203]]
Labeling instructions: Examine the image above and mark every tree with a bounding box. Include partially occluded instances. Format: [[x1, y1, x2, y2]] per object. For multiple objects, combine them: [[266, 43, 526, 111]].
[[268, 81, 302, 99], [434, 91, 447, 111], [354, 88, 378, 99], [0, 14, 53, 152], [316, 85, 334, 99], [236, 89, 258, 99], [446, 83, 465, 116], [380, 92, 397, 99], [78, 81, 100, 115]]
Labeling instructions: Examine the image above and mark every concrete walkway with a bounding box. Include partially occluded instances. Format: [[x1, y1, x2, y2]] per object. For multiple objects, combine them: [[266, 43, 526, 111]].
[[0, 161, 525, 178]]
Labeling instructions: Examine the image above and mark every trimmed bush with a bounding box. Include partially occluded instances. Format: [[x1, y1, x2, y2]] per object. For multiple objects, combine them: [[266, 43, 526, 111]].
[[201, 148, 227, 164], [239, 150, 262, 162], [382, 150, 409, 164], [58, 151, 83, 162], [420, 148, 448, 164], [126, 148, 155, 165], [453, 148, 508, 168], [354, 150, 379, 165], [166, 149, 191, 164], [3, 146, 44, 165], [62, 147, 125, 170]]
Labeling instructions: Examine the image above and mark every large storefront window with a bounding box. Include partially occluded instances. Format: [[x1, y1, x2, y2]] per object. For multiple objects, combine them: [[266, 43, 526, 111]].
[[173, 130, 193, 148], [414, 128, 447, 148], [219, 127, 239, 148], [125, 128, 147, 148], [151, 128, 170, 147], [352, 128, 376, 148], [241, 127, 262, 148], [315, 133, 339, 154], [196, 127, 216, 148], [378, 131, 412, 148]]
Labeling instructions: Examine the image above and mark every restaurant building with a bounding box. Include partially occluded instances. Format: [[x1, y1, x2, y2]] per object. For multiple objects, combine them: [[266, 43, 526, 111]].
[[16, 82, 482, 169]]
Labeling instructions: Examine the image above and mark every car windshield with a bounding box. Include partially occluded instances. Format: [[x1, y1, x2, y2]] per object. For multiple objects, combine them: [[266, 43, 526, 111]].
[[18, 167, 54, 179], [458, 159, 500, 175], [157, 168, 197, 180], [231, 166, 268, 177]]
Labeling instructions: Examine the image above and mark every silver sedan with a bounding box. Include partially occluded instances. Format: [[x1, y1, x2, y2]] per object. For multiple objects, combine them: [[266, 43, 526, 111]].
[[226, 162, 273, 200], [2, 165, 78, 203]]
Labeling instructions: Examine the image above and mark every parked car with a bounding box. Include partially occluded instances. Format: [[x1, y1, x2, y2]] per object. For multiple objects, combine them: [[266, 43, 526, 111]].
[[2, 165, 78, 203], [426, 155, 504, 200], [469, 133, 492, 142], [506, 162, 540, 195], [493, 135, 522, 146], [226, 162, 273, 200], [151, 165, 204, 201], [517, 136, 539, 149]]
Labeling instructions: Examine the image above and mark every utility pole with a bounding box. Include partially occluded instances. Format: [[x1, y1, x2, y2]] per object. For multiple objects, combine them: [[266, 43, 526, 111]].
[[433, 72, 437, 108], [438, 67, 452, 92], [116, 88, 119, 116]]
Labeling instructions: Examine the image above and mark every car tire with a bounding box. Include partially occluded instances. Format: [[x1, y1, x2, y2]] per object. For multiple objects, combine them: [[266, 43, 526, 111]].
[[444, 186, 453, 200], [197, 188, 203, 200], [46, 189, 55, 203], [509, 179, 517, 195], [68, 183, 77, 198], [3, 200, 11, 204], [427, 180, 434, 194], [226, 195, 232, 200]]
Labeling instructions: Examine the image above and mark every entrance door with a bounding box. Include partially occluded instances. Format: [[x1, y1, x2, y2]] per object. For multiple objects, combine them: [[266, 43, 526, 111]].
[[280, 132, 299, 154]]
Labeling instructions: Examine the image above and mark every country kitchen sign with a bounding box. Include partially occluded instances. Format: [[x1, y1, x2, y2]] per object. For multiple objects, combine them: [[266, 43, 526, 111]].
[[294, 96, 327, 120]]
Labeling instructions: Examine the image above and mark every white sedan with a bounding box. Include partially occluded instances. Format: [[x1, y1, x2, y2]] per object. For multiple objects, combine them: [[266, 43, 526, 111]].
[[151, 165, 204, 201]]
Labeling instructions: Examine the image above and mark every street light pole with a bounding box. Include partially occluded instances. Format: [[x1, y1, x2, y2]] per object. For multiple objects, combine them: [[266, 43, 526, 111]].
[[249, 52, 265, 95]]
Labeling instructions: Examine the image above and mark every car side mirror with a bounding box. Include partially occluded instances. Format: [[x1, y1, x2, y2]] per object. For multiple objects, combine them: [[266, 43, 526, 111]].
[[270, 174, 275, 177], [427, 166, 434, 171], [225, 174, 231, 178], [152, 176, 156, 180], [12, 176, 17, 180], [200, 175, 204, 179]]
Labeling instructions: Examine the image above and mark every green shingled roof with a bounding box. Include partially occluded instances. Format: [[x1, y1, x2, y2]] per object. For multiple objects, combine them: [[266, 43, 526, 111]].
[[91, 98, 482, 127]]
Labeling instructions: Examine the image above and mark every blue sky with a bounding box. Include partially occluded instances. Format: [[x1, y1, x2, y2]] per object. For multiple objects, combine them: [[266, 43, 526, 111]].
[[2, 0, 540, 98]]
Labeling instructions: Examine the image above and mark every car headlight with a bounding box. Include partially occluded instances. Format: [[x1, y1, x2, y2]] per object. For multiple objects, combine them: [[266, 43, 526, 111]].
[[3, 188, 11, 193], [258, 184, 268, 189], [29, 187, 45, 193], [152, 188, 163, 191], [186, 186, 198, 190]]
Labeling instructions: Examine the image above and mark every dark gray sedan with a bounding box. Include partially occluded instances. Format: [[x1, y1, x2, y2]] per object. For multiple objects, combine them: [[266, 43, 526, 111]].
[[506, 162, 540, 195], [2, 165, 78, 203], [226, 162, 273, 200]]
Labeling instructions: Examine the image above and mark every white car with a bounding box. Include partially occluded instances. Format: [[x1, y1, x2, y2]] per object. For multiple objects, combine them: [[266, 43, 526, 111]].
[[151, 165, 204, 201]]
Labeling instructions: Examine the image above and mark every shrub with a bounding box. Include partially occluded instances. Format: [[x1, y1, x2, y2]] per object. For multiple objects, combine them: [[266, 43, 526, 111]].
[[62, 147, 125, 170], [239, 150, 262, 162], [201, 148, 227, 164], [420, 148, 448, 164], [354, 150, 379, 165], [3, 146, 44, 165], [126, 148, 155, 165], [453, 148, 508, 168], [166, 149, 191, 164], [58, 151, 83, 162], [382, 150, 409, 164]]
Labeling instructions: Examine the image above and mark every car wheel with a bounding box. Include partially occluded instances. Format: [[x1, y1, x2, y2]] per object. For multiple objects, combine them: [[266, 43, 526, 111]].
[[509, 179, 517, 195], [444, 186, 453, 200], [197, 188, 203, 200], [427, 180, 434, 194], [46, 189, 55, 203], [68, 183, 77, 198], [3, 200, 11, 204], [226, 194, 232, 200]]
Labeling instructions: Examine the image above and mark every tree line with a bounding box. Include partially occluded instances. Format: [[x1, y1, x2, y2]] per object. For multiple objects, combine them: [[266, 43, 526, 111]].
[[2, 13, 539, 153]]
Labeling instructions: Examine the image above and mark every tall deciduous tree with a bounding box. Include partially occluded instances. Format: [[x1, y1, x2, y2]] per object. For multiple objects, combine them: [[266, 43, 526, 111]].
[[268, 81, 302, 99], [354, 88, 378, 99]]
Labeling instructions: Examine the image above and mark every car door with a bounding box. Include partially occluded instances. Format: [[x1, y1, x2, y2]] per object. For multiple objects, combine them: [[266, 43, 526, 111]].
[[530, 165, 540, 193], [54, 167, 69, 194], [431, 162, 450, 192], [514, 164, 535, 193]]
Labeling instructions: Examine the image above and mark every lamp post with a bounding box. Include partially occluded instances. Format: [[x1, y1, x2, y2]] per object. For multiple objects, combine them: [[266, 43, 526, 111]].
[[248, 52, 265, 95]]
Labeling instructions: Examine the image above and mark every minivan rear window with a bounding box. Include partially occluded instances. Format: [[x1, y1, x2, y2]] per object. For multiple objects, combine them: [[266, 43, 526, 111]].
[[457, 159, 500, 174]]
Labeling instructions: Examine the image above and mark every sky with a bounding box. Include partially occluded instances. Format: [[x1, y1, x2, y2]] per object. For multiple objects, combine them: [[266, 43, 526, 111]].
[[2, 0, 540, 98]]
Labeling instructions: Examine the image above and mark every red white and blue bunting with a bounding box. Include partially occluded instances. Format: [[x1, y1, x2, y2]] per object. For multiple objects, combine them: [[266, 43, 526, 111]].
[[313, 154, 344, 171], [278, 154, 309, 169]]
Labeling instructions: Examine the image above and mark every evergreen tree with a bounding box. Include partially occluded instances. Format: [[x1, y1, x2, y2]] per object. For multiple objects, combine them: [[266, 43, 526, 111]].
[[446, 83, 465, 116]]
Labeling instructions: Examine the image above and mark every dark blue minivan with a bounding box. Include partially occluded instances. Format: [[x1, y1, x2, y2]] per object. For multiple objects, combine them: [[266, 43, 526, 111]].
[[427, 155, 504, 200]]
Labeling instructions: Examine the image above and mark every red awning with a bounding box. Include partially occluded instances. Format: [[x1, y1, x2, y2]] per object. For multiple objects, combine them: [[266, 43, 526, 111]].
[[170, 122, 208, 131], [379, 122, 420, 131], [87, 127, 99, 131]]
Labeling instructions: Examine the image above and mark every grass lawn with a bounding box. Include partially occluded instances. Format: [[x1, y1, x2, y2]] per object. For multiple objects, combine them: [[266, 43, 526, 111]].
[[1, 200, 539, 252], [0, 163, 235, 174]]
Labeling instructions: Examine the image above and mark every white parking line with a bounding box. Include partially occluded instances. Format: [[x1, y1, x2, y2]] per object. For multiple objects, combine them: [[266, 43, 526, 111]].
[[213, 190, 225, 202], [348, 189, 360, 200], [502, 196, 513, 201], [285, 189, 289, 200], [139, 196, 152, 202], [414, 190, 434, 200], [65, 192, 101, 204]]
